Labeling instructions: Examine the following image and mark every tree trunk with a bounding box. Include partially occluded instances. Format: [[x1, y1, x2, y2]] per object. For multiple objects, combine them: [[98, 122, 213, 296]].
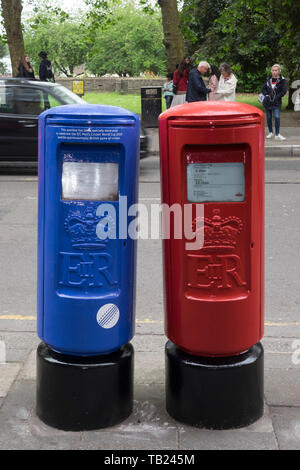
[[158, 0, 184, 73], [1, 0, 25, 77]]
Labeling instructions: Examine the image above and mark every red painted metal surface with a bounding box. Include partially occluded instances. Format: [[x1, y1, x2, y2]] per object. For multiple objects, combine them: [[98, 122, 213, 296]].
[[159, 102, 265, 356]]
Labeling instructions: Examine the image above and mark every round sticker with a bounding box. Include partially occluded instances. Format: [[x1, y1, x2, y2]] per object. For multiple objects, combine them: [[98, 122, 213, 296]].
[[97, 304, 120, 329]]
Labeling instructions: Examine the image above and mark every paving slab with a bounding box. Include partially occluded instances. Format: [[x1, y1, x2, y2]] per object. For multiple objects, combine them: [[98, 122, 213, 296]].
[[0, 363, 21, 398], [0, 332, 39, 362], [19, 349, 36, 381], [264, 324, 300, 339], [132, 334, 165, 352], [265, 369, 300, 407], [178, 428, 278, 450], [271, 406, 300, 450], [0, 319, 36, 333], [135, 352, 164, 385], [81, 384, 178, 450], [0, 380, 81, 450], [177, 406, 277, 450]]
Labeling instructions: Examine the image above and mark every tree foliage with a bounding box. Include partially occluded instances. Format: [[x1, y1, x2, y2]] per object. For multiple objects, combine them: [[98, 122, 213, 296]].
[[87, 4, 167, 77], [180, 0, 227, 52], [183, 0, 300, 100], [0, 0, 25, 76], [0, 42, 6, 58], [23, 0, 166, 77], [25, 19, 90, 76], [83, 0, 121, 43], [0, 41, 7, 74]]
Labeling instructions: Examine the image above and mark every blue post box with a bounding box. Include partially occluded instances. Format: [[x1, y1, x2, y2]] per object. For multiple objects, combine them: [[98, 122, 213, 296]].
[[36, 104, 140, 431]]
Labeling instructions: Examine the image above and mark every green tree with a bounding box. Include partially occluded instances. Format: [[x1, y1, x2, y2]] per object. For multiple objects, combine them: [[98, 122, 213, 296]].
[[0, 0, 25, 76], [273, 0, 300, 108], [24, 12, 89, 76], [193, 0, 300, 101], [0, 42, 7, 74], [83, 0, 120, 43], [140, 0, 184, 71], [180, 0, 227, 56], [24, 0, 126, 77], [0, 42, 6, 58], [157, 0, 184, 72], [87, 4, 167, 76]]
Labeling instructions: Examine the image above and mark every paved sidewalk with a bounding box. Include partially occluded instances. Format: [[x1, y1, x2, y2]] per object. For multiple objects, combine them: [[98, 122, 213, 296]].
[[0, 151, 300, 450], [146, 111, 300, 157], [0, 318, 300, 450]]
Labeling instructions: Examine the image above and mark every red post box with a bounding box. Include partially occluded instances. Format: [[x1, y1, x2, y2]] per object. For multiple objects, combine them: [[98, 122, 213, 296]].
[[159, 102, 265, 429]]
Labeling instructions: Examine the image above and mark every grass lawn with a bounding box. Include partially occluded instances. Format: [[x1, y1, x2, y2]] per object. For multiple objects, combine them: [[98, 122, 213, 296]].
[[84, 92, 159, 115], [236, 93, 289, 111], [84, 91, 289, 114]]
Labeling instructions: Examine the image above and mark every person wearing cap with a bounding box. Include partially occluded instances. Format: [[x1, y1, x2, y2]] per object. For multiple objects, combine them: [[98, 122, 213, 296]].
[[186, 61, 211, 103]]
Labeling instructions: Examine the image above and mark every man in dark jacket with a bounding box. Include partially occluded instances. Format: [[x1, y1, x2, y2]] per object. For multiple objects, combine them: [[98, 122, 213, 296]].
[[38, 51, 55, 82], [186, 61, 211, 103], [261, 64, 287, 141]]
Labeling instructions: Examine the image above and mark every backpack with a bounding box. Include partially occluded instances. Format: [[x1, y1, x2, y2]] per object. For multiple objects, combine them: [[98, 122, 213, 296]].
[[46, 63, 55, 82]]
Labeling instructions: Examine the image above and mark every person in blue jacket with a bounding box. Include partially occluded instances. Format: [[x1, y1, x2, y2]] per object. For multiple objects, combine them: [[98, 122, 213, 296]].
[[186, 61, 211, 103]]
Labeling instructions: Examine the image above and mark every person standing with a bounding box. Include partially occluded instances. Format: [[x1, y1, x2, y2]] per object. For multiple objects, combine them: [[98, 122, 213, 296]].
[[163, 73, 175, 109], [38, 51, 55, 82], [171, 58, 190, 107], [186, 61, 211, 103], [261, 64, 287, 141], [184, 56, 193, 74], [208, 65, 220, 101], [17, 55, 35, 79], [216, 63, 238, 101]]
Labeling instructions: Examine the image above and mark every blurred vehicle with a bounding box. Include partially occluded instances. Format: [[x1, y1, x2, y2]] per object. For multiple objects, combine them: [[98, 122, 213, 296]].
[[0, 78, 148, 167]]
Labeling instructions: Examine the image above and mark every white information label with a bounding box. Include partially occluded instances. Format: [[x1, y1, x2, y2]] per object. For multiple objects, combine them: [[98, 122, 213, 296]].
[[187, 162, 245, 202], [62, 162, 119, 201]]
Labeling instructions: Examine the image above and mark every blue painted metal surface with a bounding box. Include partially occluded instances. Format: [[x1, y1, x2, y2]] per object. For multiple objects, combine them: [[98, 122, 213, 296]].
[[38, 104, 140, 355]]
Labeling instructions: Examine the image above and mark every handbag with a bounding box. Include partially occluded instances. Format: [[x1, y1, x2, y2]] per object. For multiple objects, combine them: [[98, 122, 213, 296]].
[[294, 92, 300, 112], [173, 84, 177, 95]]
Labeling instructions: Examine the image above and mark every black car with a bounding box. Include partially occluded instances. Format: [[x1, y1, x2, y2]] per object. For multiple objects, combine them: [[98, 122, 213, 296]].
[[0, 78, 148, 166]]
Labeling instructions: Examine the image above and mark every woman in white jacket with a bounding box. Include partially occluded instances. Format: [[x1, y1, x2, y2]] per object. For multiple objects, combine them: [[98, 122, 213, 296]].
[[216, 63, 238, 101]]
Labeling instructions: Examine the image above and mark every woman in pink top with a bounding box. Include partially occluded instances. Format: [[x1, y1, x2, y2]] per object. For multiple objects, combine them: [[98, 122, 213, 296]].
[[208, 65, 220, 101]]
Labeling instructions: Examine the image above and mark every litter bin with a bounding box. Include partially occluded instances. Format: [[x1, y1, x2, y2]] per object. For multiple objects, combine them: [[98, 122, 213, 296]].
[[141, 86, 162, 128]]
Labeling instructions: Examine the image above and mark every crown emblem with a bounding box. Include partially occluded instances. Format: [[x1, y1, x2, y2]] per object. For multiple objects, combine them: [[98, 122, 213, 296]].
[[64, 205, 113, 250], [192, 209, 243, 250]]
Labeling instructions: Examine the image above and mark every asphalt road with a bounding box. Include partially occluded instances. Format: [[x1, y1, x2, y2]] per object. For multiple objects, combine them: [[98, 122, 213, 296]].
[[0, 155, 299, 331]]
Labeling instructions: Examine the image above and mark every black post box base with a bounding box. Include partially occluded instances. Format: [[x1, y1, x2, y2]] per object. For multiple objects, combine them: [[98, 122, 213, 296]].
[[166, 341, 264, 430], [36, 342, 134, 431]]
